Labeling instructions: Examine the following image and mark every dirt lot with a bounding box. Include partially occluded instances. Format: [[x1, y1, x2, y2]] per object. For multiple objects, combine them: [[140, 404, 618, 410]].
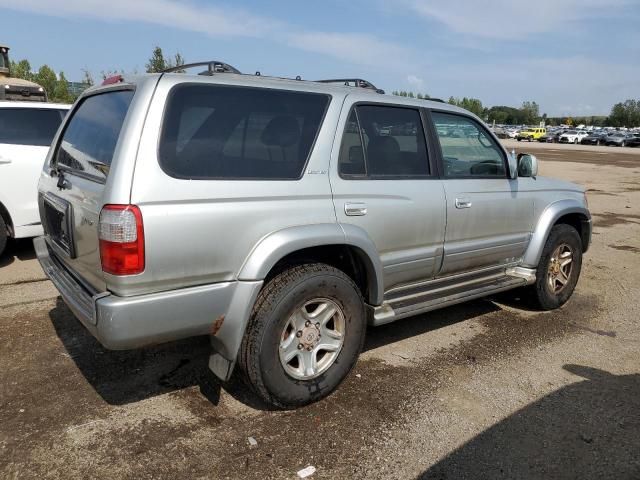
[[1, 142, 639, 479]]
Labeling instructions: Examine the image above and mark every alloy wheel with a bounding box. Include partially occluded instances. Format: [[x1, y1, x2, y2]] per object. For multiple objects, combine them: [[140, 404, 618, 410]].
[[547, 244, 574, 294], [279, 298, 346, 380]]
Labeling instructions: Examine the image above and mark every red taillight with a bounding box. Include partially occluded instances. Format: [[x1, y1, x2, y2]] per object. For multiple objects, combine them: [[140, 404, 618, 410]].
[[98, 205, 145, 275]]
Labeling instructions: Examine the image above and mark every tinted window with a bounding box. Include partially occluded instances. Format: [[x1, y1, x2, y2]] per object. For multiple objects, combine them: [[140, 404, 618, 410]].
[[339, 105, 429, 178], [55, 90, 134, 181], [0, 108, 65, 146], [159, 84, 329, 180], [432, 112, 506, 178]]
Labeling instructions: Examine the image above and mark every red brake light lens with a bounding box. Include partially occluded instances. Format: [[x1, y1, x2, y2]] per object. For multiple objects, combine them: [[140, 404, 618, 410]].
[[101, 75, 124, 86], [99, 205, 145, 275]]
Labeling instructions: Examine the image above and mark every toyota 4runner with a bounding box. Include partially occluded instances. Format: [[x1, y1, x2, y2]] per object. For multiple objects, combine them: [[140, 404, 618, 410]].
[[35, 61, 591, 408]]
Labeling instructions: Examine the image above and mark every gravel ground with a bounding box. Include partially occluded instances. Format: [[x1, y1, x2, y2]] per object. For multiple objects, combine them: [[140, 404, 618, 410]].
[[1, 143, 639, 479]]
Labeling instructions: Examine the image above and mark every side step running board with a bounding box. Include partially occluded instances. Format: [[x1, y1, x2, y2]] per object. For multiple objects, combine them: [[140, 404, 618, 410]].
[[372, 267, 536, 326]]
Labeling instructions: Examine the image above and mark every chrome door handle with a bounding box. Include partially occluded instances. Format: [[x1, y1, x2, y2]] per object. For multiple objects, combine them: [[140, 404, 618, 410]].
[[0, 157, 11, 165], [345, 202, 367, 216], [455, 198, 472, 209]]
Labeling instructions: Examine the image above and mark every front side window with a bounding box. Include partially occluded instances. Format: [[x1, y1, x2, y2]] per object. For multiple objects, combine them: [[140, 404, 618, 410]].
[[432, 112, 506, 178], [55, 90, 134, 181], [0, 108, 66, 146], [159, 84, 329, 180], [338, 105, 429, 178]]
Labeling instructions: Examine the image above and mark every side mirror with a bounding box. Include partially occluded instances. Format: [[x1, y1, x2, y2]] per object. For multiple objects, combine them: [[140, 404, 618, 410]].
[[517, 153, 538, 178]]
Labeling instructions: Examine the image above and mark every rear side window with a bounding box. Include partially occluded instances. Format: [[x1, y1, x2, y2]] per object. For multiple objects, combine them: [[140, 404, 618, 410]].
[[338, 105, 429, 178], [431, 112, 506, 178], [55, 90, 134, 182], [159, 84, 329, 180], [0, 108, 66, 146]]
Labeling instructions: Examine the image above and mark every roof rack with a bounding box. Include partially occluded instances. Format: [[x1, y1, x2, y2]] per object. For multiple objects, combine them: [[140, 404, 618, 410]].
[[163, 61, 241, 75], [317, 78, 385, 94]]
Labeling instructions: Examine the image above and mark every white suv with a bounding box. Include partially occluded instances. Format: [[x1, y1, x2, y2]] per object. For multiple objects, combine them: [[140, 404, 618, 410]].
[[0, 101, 69, 256]]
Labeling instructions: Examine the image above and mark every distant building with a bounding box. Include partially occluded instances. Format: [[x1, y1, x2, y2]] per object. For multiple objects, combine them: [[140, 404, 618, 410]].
[[67, 81, 91, 97]]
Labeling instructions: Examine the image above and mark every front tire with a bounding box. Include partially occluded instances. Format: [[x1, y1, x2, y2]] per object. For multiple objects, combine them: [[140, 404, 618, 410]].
[[0, 216, 7, 258], [525, 224, 583, 310], [238, 263, 366, 408]]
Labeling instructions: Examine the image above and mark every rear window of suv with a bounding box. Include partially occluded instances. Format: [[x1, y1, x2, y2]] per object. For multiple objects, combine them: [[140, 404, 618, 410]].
[[159, 84, 330, 180], [55, 90, 134, 182], [0, 108, 66, 146]]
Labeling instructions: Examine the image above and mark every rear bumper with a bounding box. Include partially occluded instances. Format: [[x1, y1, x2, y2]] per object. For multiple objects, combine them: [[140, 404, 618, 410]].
[[34, 236, 262, 354]]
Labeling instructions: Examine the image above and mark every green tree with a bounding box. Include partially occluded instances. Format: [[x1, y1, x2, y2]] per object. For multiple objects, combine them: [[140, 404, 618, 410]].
[[520, 101, 540, 125], [172, 52, 186, 72], [10, 59, 33, 81], [34, 65, 57, 99], [487, 106, 526, 125], [81, 68, 94, 87], [447, 96, 484, 117], [609, 99, 640, 127], [53, 71, 73, 103], [146, 46, 167, 73], [146, 46, 186, 73]]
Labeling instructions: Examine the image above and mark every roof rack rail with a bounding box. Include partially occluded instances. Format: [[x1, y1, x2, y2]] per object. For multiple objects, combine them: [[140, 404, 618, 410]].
[[317, 78, 385, 94], [429, 98, 445, 103], [163, 61, 241, 75]]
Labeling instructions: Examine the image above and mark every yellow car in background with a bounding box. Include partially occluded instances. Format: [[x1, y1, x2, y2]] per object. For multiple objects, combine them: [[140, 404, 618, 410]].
[[517, 127, 546, 141]]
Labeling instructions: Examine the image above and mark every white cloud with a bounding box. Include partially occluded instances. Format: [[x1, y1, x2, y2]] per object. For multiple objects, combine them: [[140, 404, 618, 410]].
[[0, 0, 278, 37], [0, 0, 412, 68], [406, 0, 634, 39], [407, 74, 424, 89]]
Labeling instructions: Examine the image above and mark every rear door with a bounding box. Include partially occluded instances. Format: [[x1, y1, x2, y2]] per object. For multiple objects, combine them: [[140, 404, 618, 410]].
[[330, 101, 446, 292], [39, 89, 135, 292], [0, 107, 66, 232], [429, 110, 534, 276]]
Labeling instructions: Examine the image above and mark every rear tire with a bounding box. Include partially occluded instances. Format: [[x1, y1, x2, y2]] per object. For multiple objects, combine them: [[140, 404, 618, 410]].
[[524, 224, 583, 310], [0, 216, 7, 258], [238, 263, 366, 408]]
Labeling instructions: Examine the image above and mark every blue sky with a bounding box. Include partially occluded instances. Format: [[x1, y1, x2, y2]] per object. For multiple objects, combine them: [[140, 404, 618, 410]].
[[1, 0, 638, 116]]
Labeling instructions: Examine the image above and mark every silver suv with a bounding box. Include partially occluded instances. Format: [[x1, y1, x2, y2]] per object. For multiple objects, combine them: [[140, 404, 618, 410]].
[[35, 61, 591, 408]]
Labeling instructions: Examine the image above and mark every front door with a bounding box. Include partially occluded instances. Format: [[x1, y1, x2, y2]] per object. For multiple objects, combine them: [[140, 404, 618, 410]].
[[330, 101, 446, 292], [429, 111, 534, 276]]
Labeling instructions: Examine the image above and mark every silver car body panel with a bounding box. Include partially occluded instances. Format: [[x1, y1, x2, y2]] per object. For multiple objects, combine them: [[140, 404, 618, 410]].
[[439, 178, 535, 275]]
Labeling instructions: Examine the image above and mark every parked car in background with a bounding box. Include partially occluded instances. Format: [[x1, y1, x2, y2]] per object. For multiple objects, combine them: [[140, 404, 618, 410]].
[[580, 131, 608, 146], [625, 134, 640, 148], [604, 132, 632, 147], [559, 130, 588, 144], [538, 129, 563, 143], [0, 101, 69, 256], [516, 127, 546, 142], [35, 62, 591, 408]]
